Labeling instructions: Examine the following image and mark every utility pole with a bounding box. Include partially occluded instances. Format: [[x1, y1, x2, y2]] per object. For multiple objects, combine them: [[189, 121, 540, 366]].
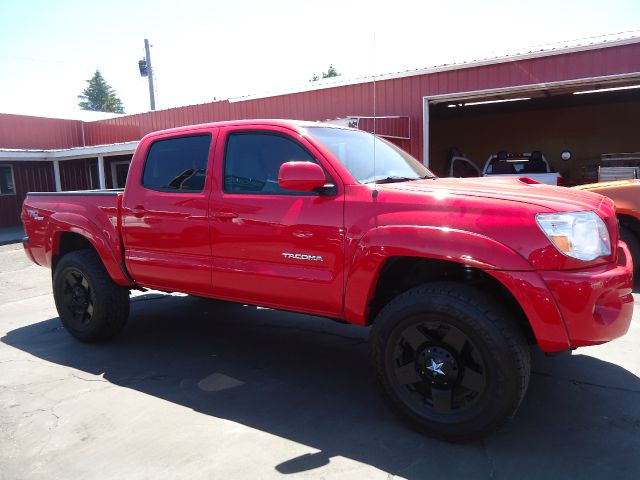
[[144, 39, 156, 110]]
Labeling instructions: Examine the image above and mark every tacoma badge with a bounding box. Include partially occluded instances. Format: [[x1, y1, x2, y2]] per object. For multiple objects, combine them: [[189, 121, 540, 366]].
[[282, 252, 324, 262]]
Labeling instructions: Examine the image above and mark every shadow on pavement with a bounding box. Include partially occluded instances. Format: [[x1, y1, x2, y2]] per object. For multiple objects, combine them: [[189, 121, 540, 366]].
[[3, 293, 640, 479]]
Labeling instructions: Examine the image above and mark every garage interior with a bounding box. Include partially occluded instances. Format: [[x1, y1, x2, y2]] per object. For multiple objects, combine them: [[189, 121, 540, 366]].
[[426, 78, 640, 185]]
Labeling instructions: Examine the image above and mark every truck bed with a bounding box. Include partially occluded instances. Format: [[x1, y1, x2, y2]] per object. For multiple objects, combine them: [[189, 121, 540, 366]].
[[22, 189, 126, 281], [27, 189, 124, 196]]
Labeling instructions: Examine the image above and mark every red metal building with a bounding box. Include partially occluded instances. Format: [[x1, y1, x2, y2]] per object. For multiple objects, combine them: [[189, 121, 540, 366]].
[[1, 33, 640, 227]]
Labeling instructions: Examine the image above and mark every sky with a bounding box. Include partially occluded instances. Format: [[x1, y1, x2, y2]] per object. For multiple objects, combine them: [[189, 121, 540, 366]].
[[1, 0, 639, 119]]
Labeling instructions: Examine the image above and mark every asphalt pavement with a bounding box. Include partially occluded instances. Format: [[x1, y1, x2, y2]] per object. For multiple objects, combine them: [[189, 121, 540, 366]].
[[1, 242, 639, 479]]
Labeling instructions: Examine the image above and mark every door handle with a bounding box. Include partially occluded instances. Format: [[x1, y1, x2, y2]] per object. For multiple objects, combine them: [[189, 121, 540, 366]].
[[214, 210, 238, 219], [132, 205, 145, 218]]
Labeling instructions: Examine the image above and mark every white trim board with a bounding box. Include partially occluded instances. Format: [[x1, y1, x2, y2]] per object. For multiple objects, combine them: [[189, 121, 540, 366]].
[[0, 141, 138, 162], [110, 160, 131, 189]]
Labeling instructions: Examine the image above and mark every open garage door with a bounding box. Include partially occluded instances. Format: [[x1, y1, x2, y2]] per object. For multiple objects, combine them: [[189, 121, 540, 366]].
[[423, 75, 640, 185]]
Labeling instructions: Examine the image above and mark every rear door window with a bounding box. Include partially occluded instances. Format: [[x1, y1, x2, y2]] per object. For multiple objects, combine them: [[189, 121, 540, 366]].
[[142, 134, 212, 192]]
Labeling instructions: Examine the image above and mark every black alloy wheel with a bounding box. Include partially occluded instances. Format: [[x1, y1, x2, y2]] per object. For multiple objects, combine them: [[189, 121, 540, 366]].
[[392, 319, 487, 415], [620, 225, 640, 275], [60, 268, 95, 329], [370, 282, 531, 441], [53, 249, 130, 342]]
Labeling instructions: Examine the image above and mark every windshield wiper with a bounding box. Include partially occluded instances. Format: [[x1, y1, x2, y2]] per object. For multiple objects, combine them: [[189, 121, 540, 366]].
[[366, 175, 435, 184]]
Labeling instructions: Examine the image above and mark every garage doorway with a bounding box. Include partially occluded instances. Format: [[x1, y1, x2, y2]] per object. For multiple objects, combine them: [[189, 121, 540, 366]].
[[423, 74, 640, 185]]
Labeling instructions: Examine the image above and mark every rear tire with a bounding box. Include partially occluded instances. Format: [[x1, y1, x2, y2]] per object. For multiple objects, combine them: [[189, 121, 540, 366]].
[[53, 249, 130, 342], [370, 282, 530, 441], [620, 226, 640, 275]]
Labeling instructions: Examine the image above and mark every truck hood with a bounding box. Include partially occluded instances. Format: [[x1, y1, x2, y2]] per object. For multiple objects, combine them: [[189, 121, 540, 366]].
[[365, 176, 618, 271], [379, 177, 609, 213]]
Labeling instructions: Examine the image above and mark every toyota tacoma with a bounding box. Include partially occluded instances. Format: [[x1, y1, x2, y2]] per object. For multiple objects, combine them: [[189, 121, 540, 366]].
[[22, 120, 634, 440]]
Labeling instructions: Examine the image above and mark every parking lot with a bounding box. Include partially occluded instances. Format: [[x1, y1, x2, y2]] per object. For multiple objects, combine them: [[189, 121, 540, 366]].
[[1, 241, 639, 480]]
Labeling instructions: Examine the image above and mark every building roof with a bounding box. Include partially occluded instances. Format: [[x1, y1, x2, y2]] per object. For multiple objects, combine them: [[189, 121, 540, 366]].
[[226, 30, 640, 103]]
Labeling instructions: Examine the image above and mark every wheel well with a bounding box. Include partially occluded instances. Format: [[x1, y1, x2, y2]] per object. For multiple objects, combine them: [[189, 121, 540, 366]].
[[52, 232, 94, 272], [368, 257, 536, 344], [618, 214, 640, 238]]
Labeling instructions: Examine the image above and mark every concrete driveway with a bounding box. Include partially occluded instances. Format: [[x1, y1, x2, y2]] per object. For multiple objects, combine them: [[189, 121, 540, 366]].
[[1, 242, 639, 479]]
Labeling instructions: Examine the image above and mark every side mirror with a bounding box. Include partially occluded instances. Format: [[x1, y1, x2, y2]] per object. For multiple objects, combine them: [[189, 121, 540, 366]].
[[278, 162, 327, 192]]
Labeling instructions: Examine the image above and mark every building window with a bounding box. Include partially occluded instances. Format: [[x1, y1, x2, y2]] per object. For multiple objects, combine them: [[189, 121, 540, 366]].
[[0, 165, 16, 195], [110, 160, 131, 189], [88, 160, 100, 189]]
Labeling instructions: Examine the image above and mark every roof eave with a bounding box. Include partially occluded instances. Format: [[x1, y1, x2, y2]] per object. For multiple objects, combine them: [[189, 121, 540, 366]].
[[0, 141, 139, 161]]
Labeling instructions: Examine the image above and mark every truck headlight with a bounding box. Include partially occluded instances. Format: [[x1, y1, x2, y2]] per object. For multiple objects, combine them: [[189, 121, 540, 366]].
[[536, 211, 611, 261]]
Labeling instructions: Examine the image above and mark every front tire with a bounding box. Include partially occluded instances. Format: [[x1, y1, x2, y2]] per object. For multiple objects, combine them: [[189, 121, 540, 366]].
[[620, 226, 639, 275], [370, 282, 531, 441], [53, 250, 130, 342]]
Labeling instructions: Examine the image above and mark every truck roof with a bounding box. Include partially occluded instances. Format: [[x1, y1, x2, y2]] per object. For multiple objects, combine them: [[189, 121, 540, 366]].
[[144, 119, 352, 139]]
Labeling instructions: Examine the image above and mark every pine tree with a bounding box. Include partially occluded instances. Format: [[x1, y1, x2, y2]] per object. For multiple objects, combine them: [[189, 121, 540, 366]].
[[309, 65, 340, 82], [78, 70, 125, 113], [322, 64, 340, 79]]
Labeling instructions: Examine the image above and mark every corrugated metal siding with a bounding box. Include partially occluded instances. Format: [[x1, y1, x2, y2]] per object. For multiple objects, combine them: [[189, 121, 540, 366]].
[[356, 117, 411, 139], [0, 161, 54, 227], [81, 42, 640, 161], [0, 114, 84, 149]]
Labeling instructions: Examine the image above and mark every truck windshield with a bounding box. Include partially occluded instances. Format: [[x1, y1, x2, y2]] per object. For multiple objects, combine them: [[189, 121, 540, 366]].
[[307, 127, 435, 183]]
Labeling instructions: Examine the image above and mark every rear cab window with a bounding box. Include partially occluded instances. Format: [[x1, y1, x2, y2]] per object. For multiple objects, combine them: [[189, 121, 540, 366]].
[[142, 134, 212, 192], [485, 152, 550, 175]]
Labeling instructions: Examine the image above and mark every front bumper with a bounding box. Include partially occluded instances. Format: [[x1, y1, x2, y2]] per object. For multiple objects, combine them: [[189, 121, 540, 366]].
[[489, 241, 634, 352], [539, 241, 634, 349]]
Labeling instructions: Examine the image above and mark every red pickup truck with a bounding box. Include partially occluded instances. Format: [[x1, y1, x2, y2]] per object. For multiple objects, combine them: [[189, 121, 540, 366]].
[[22, 120, 634, 440]]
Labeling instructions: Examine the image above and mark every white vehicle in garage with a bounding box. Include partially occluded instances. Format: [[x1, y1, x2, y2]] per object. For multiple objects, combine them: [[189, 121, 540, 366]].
[[449, 151, 563, 186]]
